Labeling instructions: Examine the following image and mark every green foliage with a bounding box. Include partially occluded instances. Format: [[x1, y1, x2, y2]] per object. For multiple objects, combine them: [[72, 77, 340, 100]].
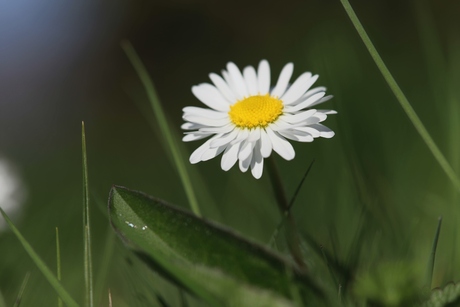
[[353, 262, 424, 307], [108, 186, 327, 306], [423, 282, 460, 307]]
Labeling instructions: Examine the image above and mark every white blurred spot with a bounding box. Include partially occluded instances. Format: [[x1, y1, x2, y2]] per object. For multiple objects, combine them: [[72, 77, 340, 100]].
[[0, 158, 26, 232]]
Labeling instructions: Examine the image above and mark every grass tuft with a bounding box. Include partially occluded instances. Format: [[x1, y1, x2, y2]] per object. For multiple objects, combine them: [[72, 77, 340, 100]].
[[0, 208, 79, 307]]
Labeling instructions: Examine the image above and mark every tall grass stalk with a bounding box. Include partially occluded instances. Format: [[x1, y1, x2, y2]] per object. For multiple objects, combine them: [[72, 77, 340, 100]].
[[339, 0, 460, 194], [13, 272, 30, 307], [56, 228, 63, 307], [121, 40, 201, 217], [427, 216, 442, 288], [82, 122, 94, 307], [0, 208, 79, 307]]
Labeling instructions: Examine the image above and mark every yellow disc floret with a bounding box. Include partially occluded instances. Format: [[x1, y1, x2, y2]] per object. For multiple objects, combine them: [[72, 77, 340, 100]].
[[228, 94, 283, 129]]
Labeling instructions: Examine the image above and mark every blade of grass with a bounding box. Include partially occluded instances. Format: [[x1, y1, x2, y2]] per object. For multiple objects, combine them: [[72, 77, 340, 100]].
[[0, 291, 6, 307], [0, 208, 79, 307], [95, 226, 116, 306], [56, 228, 63, 307], [82, 122, 94, 307], [339, 0, 460, 194], [120, 40, 201, 217], [13, 272, 30, 307], [427, 216, 442, 289]]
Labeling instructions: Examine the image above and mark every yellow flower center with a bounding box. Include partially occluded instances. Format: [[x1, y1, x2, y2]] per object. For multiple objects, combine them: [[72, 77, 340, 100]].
[[228, 94, 283, 129]]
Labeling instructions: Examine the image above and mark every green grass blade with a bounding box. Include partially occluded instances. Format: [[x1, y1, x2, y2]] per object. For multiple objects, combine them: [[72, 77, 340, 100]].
[[0, 290, 6, 307], [95, 226, 116, 306], [0, 208, 79, 307], [339, 0, 460, 194], [13, 272, 30, 307], [56, 228, 63, 307], [82, 122, 94, 307], [120, 40, 201, 217], [427, 216, 442, 289]]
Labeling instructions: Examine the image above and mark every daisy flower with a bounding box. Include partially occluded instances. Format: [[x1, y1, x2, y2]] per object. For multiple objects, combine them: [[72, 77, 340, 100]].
[[182, 60, 336, 179]]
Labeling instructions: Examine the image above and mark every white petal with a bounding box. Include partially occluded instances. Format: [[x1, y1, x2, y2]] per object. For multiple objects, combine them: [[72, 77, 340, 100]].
[[183, 115, 230, 127], [230, 129, 250, 145], [282, 74, 318, 105], [210, 129, 238, 147], [271, 63, 293, 98], [183, 132, 212, 142], [268, 118, 294, 131], [189, 137, 215, 164], [278, 130, 314, 143], [238, 140, 256, 161], [221, 142, 240, 171], [199, 124, 234, 133], [239, 148, 252, 173], [201, 145, 226, 161], [192, 84, 231, 112], [295, 126, 320, 138], [257, 60, 270, 95], [282, 109, 317, 124], [284, 92, 326, 113], [243, 66, 258, 96], [222, 70, 240, 98], [183, 106, 228, 119], [310, 124, 335, 138], [316, 109, 337, 115], [308, 95, 334, 107], [181, 122, 205, 130], [227, 62, 249, 98], [280, 72, 311, 105], [247, 128, 261, 142], [209, 73, 236, 103], [250, 141, 264, 179], [266, 128, 295, 161], [260, 129, 273, 158]]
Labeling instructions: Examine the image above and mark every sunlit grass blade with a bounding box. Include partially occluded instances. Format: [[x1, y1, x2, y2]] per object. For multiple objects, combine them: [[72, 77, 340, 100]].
[[0, 208, 79, 307], [56, 227, 63, 307], [339, 0, 460, 194], [427, 216, 442, 289], [13, 272, 30, 307], [82, 121, 94, 307], [120, 40, 201, 217]]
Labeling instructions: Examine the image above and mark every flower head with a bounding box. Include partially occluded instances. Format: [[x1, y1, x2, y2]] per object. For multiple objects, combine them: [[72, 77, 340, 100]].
[[182, 60, 336, 179]]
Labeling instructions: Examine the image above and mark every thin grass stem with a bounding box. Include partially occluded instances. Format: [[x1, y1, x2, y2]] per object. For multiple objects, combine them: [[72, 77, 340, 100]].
[[82, 122, 94, 307], [56, 228, 63, 307], [13, 272, 30, 307], [95, 226, 116, 306], [120, 40, 201, 217], [339, 0, 460, 194], [0, 208, 79, 307], [266, 156, 306, 270], [427, 216, 442, 289]]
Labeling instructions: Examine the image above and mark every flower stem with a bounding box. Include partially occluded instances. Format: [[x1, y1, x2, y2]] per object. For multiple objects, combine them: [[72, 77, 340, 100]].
[[266, 156, 306, 270]]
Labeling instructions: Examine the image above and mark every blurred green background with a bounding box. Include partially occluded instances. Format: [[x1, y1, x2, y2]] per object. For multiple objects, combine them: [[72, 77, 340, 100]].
[[0, 0, 459, 305]]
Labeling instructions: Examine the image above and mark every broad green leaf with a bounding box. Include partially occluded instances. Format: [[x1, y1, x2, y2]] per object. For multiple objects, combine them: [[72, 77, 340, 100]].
[[423, 282, 460, 307], [108, 186, 326, 307]]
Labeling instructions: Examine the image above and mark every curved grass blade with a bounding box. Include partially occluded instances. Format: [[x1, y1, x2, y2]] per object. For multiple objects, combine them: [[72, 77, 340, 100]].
[[120, 40, 201, 217], [339, 0, 460, 194], [108, 186, 326, 306], [0, 208, 79, 307], [82, 122, 94, 307], [56, 228, 63, 307], [427, 216, 443, 289]]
